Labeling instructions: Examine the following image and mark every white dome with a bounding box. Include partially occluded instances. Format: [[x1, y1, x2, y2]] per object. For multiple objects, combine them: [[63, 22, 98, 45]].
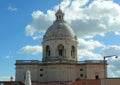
[[43, 7, 77, 41], [43, 21, 76, 40]]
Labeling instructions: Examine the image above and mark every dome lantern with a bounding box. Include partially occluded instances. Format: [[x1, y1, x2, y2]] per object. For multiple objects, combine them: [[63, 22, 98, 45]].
[[55, 6, 64, 22]]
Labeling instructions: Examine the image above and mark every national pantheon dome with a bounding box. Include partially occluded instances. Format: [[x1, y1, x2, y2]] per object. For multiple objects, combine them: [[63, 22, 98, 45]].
[[43, 8, 77, 41], [42, 7, 77, 62]]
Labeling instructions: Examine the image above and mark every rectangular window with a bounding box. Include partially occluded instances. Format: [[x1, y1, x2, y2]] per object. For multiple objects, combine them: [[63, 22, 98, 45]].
[[80, 74, 83, 77], [80, 69, 83, 71], [40, 74, 43, 77], [40, 68, 43, 71]]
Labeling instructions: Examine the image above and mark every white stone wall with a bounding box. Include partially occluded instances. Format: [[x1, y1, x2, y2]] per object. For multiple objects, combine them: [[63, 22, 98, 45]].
[[42, 64, 77, 82], [15, 65, 39, 82], [42, 39, 77, 61], [15, 62, 105, 83], [16, 64, 79, 82], [86, 64, 105, 79]]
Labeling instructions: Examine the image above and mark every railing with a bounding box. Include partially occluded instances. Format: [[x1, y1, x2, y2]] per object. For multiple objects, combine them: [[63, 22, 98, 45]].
[[85, 60, 105, 63], [16, 60, 40, 64], [16, 60, 105, 65]]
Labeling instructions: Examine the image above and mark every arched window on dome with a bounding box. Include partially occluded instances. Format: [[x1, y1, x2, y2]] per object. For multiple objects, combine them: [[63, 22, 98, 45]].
[[57, 44, 64, 56], [46, 45, 50, 57], [71, 46, 75, 58], [57, 16, 59, 20]]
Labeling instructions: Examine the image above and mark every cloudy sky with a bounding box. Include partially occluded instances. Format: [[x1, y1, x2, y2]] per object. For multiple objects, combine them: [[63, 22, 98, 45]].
[[1, 0, 120, 81]]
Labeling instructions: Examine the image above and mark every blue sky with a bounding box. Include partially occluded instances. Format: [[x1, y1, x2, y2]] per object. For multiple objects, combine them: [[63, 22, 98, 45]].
[[1, 0, 120, 81]]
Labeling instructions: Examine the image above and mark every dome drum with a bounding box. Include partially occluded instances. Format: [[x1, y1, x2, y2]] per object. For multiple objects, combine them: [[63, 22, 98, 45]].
[[42, 39, 77, 62]]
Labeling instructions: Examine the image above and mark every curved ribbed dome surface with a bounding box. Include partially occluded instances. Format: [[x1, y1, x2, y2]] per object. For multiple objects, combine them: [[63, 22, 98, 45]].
[[43, 21, 76, 40]]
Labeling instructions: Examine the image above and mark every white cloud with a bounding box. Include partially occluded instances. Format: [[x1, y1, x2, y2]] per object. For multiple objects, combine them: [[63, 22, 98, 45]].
[[78, 49, 102, 60], [32, 35, 42, 40], [25, 25, 36, 36], [5, 51, 14, 59], [25, 10, 54, 38], [70, 0, 120, 38], [101, 45, 120, 56], [8, 5, 17, 12], [77, 38, 103, 60], [20, 45, 42, 55], [0, 76, 15, 81], [78, 38, 102, 50], [25, 0, 120, 39], [5, 55, 13, 59], [115, 31, 120, 36]]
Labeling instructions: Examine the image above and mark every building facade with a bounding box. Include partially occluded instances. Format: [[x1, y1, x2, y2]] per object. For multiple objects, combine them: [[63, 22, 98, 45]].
[[15, 8, 106, 83]]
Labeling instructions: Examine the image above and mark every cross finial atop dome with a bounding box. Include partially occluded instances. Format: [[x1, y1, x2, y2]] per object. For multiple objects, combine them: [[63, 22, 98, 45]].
[[55, 6, 64, 22], [59, 5, 61, 10]]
